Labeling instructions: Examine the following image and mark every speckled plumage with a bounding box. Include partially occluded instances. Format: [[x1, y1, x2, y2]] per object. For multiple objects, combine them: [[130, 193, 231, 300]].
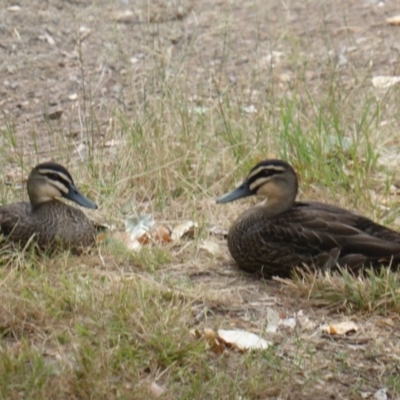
[[218, 159, 400, 278], [0, 162, 97, 252]]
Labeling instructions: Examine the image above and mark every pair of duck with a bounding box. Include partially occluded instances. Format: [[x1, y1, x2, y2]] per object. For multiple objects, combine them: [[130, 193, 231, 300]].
[[2, 160, 400, 278]]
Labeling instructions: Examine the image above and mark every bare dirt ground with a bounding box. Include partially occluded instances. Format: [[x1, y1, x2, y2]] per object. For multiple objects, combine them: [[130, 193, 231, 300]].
[[2, 0, 400, 399], [2, 0, 399, 151]]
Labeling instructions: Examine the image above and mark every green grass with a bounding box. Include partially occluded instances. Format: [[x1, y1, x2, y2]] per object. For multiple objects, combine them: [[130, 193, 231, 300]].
[[0, 264, 323, 399], [280, 266, 400, 314]]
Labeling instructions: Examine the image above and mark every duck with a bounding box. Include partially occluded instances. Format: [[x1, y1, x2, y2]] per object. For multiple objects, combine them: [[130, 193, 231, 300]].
[[0, 161, 98, 252], [217, 159, 400, 278]]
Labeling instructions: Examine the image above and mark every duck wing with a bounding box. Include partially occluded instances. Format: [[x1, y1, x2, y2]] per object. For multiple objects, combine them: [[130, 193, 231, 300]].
[[0, 202, 32, 236], [270, 202, 400, 259], [227, 201, 400, 277]]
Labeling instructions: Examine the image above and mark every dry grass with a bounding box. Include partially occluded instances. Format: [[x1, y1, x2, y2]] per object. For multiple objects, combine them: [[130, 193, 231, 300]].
[[1, 0, 400, 398]]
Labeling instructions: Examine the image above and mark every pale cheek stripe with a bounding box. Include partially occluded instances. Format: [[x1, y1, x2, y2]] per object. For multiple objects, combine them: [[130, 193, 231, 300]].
[[38, 169, 72, 185], [247, 165, 285, 180], [51, 180, 69, 194], [249, 177, 270, 192]]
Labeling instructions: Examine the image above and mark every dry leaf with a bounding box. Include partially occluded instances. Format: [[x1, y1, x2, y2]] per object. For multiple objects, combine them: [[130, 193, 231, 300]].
[[191, 328, 225, 354], [372, 76, 400, 89], [115, 10, 135, 23], [148, 225, 171, 243], [111, 215, 156, 250], [171, 220, 198, 241], [110, 231, 141, 250], [189, 328, 201, 338], [8, 5, 21, 11], [44, 34, 55, 46], [387, 15, 400, 26], [149, 382, 165, 398], [108, 215, 172, 251], [208, 225, 228, 237], [321, 321, 358, 335], [203, 328, 225, 353], [199, 240, 221, 256], [266, 307, 280, 333], [78, 26, 91, 41], [281, 317, 296, 329], [95, 232, 108, 244], [103, 139, 122, 147], [189, 106, 207, 114], [44, 33, 55, 46], [242, 105, 257, 114], [203, 328, 216, 339], [296, 310, 315, 330], [217, 329, 270, 351], [373, 388, 388, 400], [136, 232, 151, 245]]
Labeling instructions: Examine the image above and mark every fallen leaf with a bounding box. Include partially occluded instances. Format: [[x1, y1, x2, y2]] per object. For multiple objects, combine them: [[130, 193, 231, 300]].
[[242, 105, 257, 114], [103, 139, 122, 147], [373, 388, 388, 400], [189, 106, 207, 114], [297, 310, 315, 330], [266, 307, 280, 333], [281, 317, 296, 329], [217, 329, 270, 351], [110, 231, 142, 250], [203, 328, 216, 340], [7, 5, 21, 11], [171, 220, 198, 241], [199, 240, 221, 256], [387, 15, 400, 26], [208, 225, 228, 237], [279, 73, 292, 83], [107, 215, 155, 250], [108, 215, 172, 250], [147, 225, 171, 243], [115, 10, 135, 23], [95, 232, 108, 244], [372, 76, 400, 89], [321, 321, 358, 335], [149, 382, 165, 398], [191, 328, 225, 354], [203, 328, 221, 351], [79, 26, 91, 41], [259, 51, 284, 68], [45, 33, 55, 46], [189, 328, 201, 339]]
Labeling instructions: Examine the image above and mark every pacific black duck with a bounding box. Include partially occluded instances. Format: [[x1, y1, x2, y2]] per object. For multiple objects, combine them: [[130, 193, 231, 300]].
[[0, 161, 97, 251], [217, 159, 400, 278]]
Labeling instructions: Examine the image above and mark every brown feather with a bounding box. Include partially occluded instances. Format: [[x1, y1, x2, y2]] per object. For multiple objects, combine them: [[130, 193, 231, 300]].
[[218, 160, 400, 278], [0, 162, 97, 253]]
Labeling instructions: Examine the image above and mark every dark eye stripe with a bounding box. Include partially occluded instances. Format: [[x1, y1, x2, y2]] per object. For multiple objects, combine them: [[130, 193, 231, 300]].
[[38, 169, 72, 185], [36, 162, 75, 185], [247, 166, 285, 186], [46, 173, 69, 186]]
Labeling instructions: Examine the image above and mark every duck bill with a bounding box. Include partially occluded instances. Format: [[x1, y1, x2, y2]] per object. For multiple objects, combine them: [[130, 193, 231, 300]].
[[216, 183, 253, 204], [64, 184, 98, 209]]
